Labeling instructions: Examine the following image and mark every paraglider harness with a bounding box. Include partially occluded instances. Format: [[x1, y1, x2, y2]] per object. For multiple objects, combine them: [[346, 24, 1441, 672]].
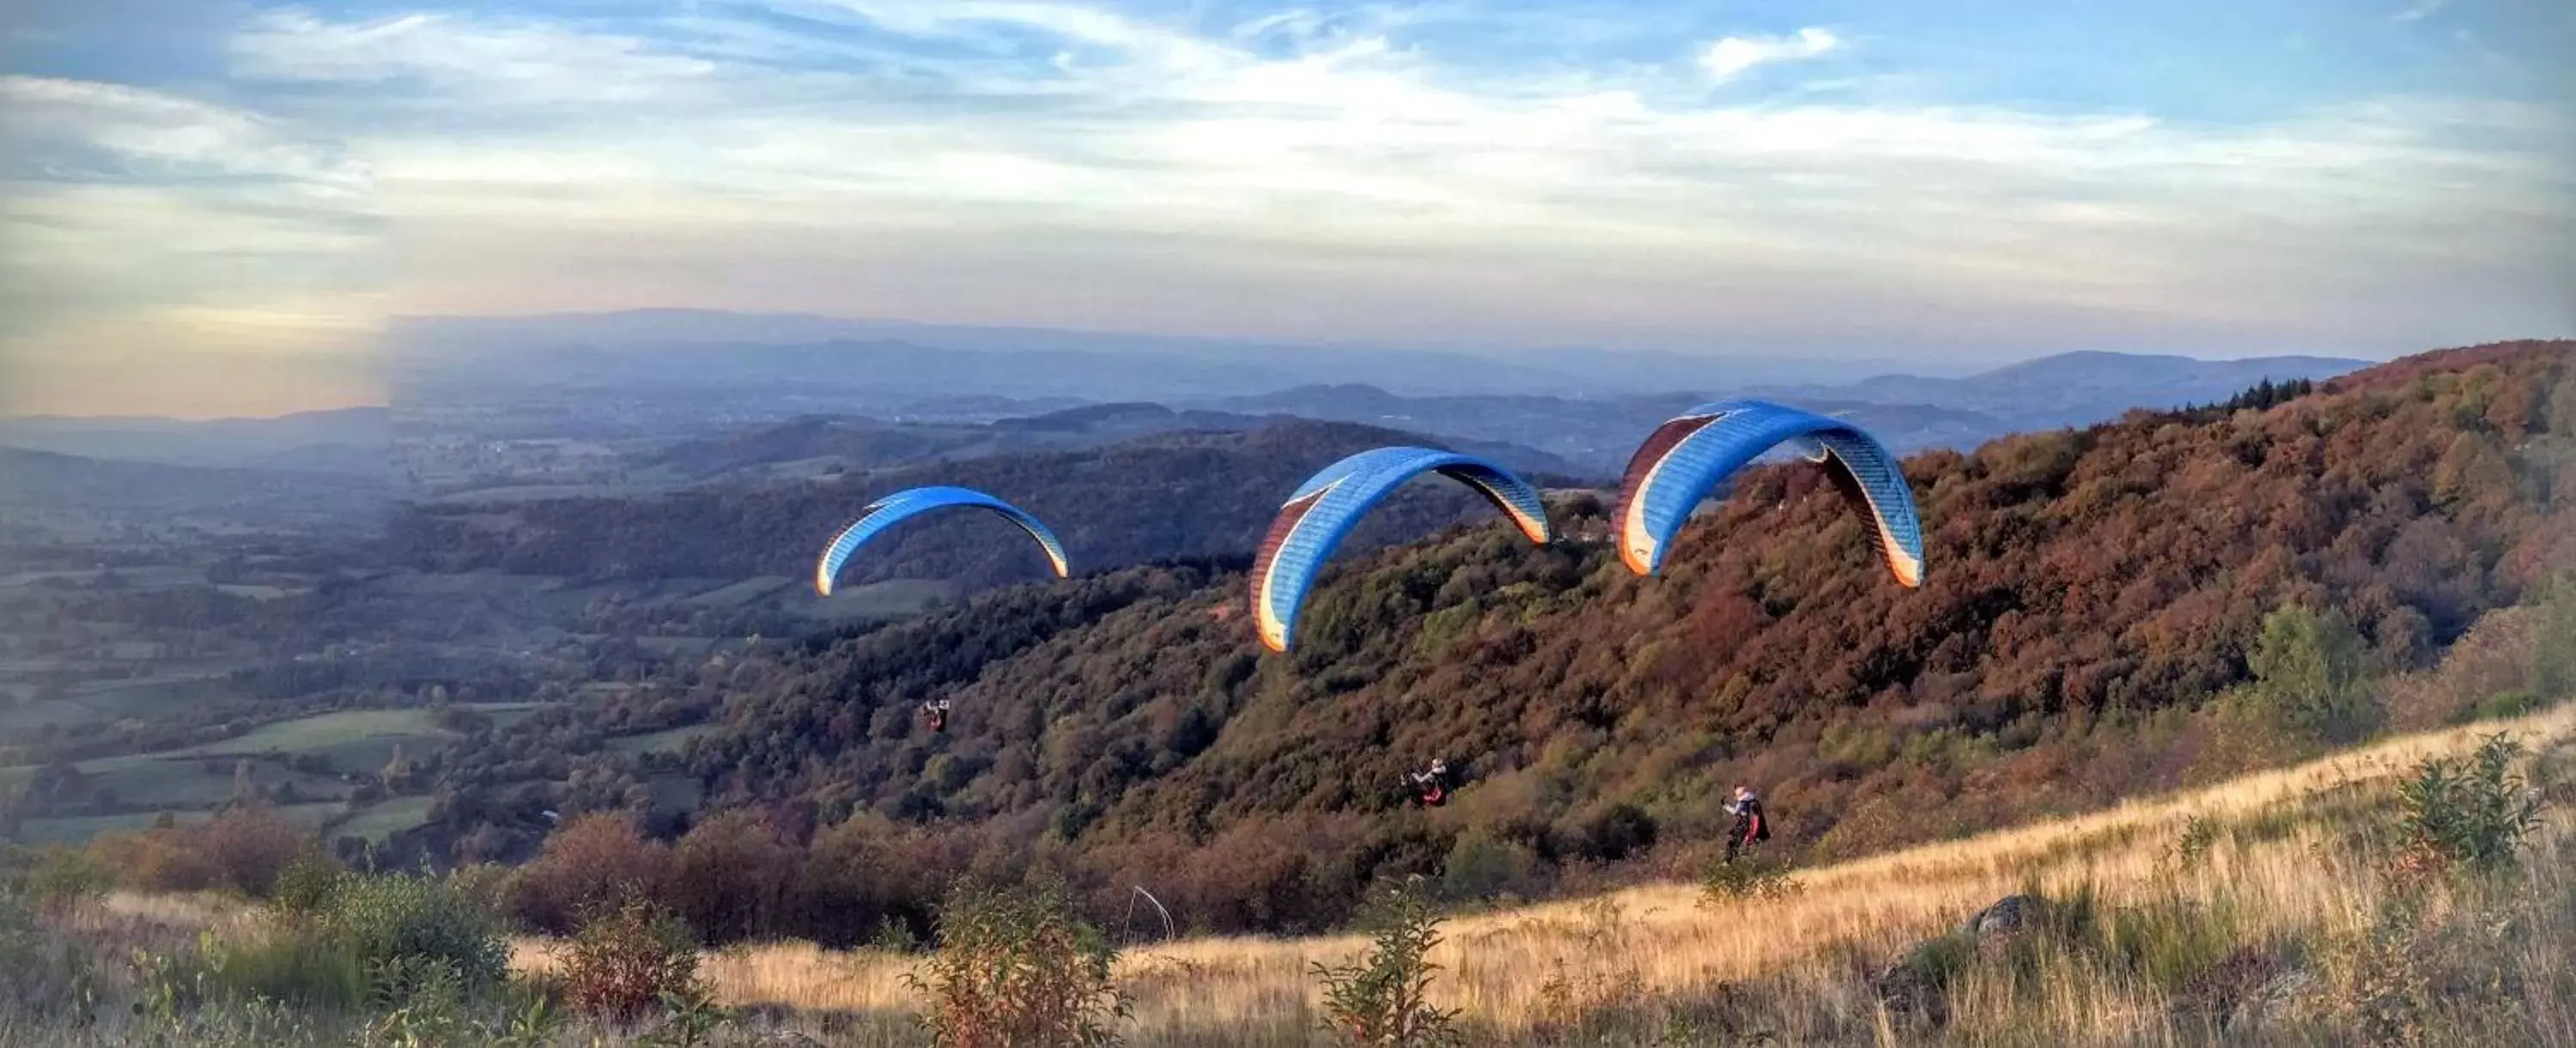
[[1412, 759, 1452, 807], [1724, 789, 1771, 863], [922, 698, 951, 734]]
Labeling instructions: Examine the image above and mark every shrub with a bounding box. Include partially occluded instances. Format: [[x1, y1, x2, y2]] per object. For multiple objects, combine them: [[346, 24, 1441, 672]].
[[203, 926, 370, 1009], [1698, 852, 1804, 907], [325, 871, 512, 989], [1571, 802, 1657, 863], [270, 850, 343, 921], [198, 804, 312, 898], [0, 887, 102, 1022], [2395, 732, 2543, 876], [1437, 832, 1544, 905], [88, 826, 221, 893], [508, 813, 674, 935], [24, 845, 110, 913], [555, 898, 703, 1022], [445, 862, 519, 925], [906, 878, 1129, 1048], [1311, 876, 1460, 1048]]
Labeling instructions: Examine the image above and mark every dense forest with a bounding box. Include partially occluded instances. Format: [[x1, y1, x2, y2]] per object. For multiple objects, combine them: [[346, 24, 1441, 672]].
[[386, 420, 1568, 591], [403, 341, 2573, 941]]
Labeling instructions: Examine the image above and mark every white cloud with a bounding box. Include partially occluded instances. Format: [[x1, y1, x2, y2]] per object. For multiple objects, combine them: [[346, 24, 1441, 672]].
[[231, 9, 724, 104], [2392, 0, 2445, 24], [204, 2, 2567, 351], [15, 0, 2574, 409], [1699, 27, 1839, 82]]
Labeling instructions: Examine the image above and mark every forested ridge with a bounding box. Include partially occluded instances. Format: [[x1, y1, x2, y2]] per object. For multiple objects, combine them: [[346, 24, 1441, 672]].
[[386, 420, 1555, 591], [464, 340, 2570, 939]]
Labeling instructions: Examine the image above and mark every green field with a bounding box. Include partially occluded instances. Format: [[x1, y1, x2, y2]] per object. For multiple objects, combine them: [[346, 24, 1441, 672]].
[[330, 795, 437, 844], [172, 709, 458, 771], [0, 750, 353, 810], [0, 702, 574, 846], [11, 800, 345, 845]]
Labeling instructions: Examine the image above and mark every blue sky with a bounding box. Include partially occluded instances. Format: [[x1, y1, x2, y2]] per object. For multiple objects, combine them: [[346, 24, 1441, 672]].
[[3, 0, 2570, 416]]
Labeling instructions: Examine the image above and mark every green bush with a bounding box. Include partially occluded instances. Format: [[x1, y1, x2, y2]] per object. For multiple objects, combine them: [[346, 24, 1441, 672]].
[[203, 928, 369, 1009], [323, 871, 512, 990], [1698, 852, 1804, 907], [270, 851, 343, 922], [2397, 732, 2543, 876], [1437, 833, 1544, 905], [26, 846, 111, 913], [906, 878, 1128, 1048], [1312, 876, 1460, 1048]]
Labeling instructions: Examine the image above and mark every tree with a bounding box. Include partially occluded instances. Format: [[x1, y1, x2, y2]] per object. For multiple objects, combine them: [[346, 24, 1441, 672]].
[[2248, 603, 2378, 741], [2534, 573, 2576, 702]]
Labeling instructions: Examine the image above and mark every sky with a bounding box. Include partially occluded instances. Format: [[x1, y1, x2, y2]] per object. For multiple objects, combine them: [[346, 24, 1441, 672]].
[[2, 0, 2571, 418]]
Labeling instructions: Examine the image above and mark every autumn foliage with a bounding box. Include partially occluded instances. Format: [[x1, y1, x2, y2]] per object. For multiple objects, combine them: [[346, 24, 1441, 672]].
[[485, 340, 2571, 939]]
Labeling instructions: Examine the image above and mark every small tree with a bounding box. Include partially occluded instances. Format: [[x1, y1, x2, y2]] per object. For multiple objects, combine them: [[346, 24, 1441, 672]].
[[2533, 572, 2576, 702], [1312, 876, 1461, 1048], [2249, 603, 2379, 740], [906, 879, 1128, 1048]]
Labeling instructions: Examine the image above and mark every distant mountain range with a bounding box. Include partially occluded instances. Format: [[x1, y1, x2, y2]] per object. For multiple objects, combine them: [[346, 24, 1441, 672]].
[[9, 309, 2373, 482], [1185, 349, 2366, 473], [390, 309, 1948, 398], [1742, 350, 2375, 432]]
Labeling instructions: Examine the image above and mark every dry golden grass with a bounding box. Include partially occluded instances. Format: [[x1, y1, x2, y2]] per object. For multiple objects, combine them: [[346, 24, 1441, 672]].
[[503, 704, 2576, 1045]]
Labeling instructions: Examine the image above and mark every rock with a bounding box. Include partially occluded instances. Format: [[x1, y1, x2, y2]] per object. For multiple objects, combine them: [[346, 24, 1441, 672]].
[[1959, 894, 2046, 940], [1871, 937, 1965, 1030]]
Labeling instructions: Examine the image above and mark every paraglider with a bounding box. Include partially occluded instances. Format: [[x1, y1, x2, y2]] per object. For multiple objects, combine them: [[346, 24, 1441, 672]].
[[1411, 759, 1453, 807], [1614, 400, 1923, 586], [1723, 784, 1771, 863], [921, 698, 951, 734], [813, 485, 1070, 597], [1249, 447, 1552, 653]]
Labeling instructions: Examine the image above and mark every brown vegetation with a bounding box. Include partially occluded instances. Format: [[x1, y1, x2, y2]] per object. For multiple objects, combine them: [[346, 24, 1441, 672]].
[[472, 338, 2574, 940]]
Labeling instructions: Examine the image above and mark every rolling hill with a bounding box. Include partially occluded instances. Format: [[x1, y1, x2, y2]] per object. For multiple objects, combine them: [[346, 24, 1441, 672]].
[[519, 339, 2570, 935]]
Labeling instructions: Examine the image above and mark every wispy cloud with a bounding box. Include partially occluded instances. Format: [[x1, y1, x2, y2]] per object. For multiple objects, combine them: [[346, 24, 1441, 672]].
[[6, 0, 2573, 415], [1, 71, 383, 416], [1699, 27, 1839, 82], [2392, 0, 2446, 24]]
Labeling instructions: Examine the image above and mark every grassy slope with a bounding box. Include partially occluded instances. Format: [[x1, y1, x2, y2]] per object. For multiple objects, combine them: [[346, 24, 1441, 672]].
[[506, 703, 2576, 1045]]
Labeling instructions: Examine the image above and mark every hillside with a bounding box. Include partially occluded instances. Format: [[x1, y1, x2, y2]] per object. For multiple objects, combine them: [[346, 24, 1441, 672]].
[[386, 420, 1573, 591], [635, 405, 1581, 484], [574, 705, 2576, 1045], [545, 339, 2573, 934]]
